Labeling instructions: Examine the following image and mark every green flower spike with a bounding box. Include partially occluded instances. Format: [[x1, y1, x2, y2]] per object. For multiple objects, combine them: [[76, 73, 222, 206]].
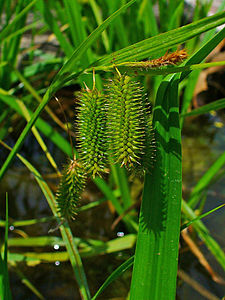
[[77, 78, 107, 177], [56, 158, 86, 220], [107, 71, 146, 169]]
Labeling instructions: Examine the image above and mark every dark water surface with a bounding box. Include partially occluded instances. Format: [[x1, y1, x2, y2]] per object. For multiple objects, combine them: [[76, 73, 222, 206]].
[[0, 110, 224, 300]]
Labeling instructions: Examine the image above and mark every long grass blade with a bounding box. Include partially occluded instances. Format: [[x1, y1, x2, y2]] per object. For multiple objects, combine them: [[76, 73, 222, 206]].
[[51, 0, 137, 90], [94, 177, 138, 231], [35, 0, 73, 57], [0, 194, 12, 300], [0, 0, 38, 42], [14, 268, 45, 300], [16, 99, 60, 175], [0, 92, 72, 157], [188, 151, 225, 208], [181, 98, 225, 117], [181, 204, 225, 231], [12, 67, 67, 132], [94, 11, 225, 66], [0, 217, 55, 228], [90, 60, 225, 75], [182, 200, 225, 270], [130, 75, 182, 300], [89, 0, 110, 52], [110, 164, 133, 210], [92, 256, 134, 300]]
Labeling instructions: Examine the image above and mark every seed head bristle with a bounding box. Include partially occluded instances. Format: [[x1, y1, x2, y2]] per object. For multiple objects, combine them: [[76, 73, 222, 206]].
[[56, 158, 87, 220], [106, 74, 147, 169], [76, 86, 108, 177]]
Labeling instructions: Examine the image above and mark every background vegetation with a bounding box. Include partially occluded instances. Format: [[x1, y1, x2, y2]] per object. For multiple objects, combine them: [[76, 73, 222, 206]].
[[0, 0, 225, 299]]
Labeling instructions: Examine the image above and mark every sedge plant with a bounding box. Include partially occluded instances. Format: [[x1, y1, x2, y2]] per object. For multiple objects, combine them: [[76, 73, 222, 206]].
[[1, 0, 225, 299]]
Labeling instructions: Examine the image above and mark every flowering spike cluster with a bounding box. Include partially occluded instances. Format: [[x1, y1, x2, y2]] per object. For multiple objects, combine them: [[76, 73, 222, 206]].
[[77, 86, 107, 177], [56, 73, 157, 220], [106, 74, 146, 169], [56, 158, 86, 220]]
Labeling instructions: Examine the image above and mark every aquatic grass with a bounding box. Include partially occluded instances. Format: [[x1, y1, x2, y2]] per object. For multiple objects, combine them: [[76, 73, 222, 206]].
[[90, 60, 225, 75], [130, 74, 182, 300], [0, 92, 73, 157], [181, 98, 225, 117], [0, 0, 35, 90], [188, 151, 225, 209], [129, 22, 225, 299], [94, 176, 138, 231], [16, 99, 60, 175], [0, 3, 138, 298], [92, 256, 134, 300], [12, 67, 66, 132], [137, 0, 159, 37], [181, 0, 225, 122], [0, 141, 91, 300], [92, 11, 225, 67], [182, 200, 225, 270], [0, 216, 55, 228], [181, 203, 225, 231], [35, 1, 73, 57], [106, 1, 130, 49], [0, 0, 137, 180], [89, 0, 110, 52], [90, 204, 225, 299], [0, 0, 38, 42], [0, 0, 225, 299], [110, 163, 133, 210], [0, 194, 12, 300], [7, 234, 136, 256], [1, 11, 224, 179], [13, 268, 45, 300]]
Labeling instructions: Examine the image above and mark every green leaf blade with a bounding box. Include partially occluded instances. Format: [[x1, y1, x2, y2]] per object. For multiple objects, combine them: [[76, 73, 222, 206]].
[[94, 11, 225, 66], [130, 77, 182, 300]]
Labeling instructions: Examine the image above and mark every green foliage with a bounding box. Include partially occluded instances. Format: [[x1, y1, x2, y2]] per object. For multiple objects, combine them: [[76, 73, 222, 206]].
[[77, 85, 107, 177], [0, 143, 91, 299], [56, 158, 87, 219], [0, 194, 12, 300], [0, 0, 225, 299], [130, 75, 182, 300], [182, 97, 225, 117]]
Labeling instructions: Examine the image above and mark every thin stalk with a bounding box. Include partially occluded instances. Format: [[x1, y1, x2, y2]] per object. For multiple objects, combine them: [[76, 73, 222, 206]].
[[16, 99, 60, 175]]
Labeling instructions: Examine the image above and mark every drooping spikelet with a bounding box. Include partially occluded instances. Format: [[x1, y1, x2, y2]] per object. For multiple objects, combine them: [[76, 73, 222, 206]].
[[56, 158, 86, 220], [106, 73, 146, 169], [76, 84, 107, 177]]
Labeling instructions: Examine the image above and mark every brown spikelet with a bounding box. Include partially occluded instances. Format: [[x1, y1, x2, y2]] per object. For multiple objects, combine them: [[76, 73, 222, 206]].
[[120, 49, 188, 73], [148, 49, 188, 67]]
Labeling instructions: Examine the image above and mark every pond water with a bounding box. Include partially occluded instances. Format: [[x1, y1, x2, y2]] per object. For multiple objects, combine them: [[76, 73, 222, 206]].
[[0, 101, 224, 299]]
